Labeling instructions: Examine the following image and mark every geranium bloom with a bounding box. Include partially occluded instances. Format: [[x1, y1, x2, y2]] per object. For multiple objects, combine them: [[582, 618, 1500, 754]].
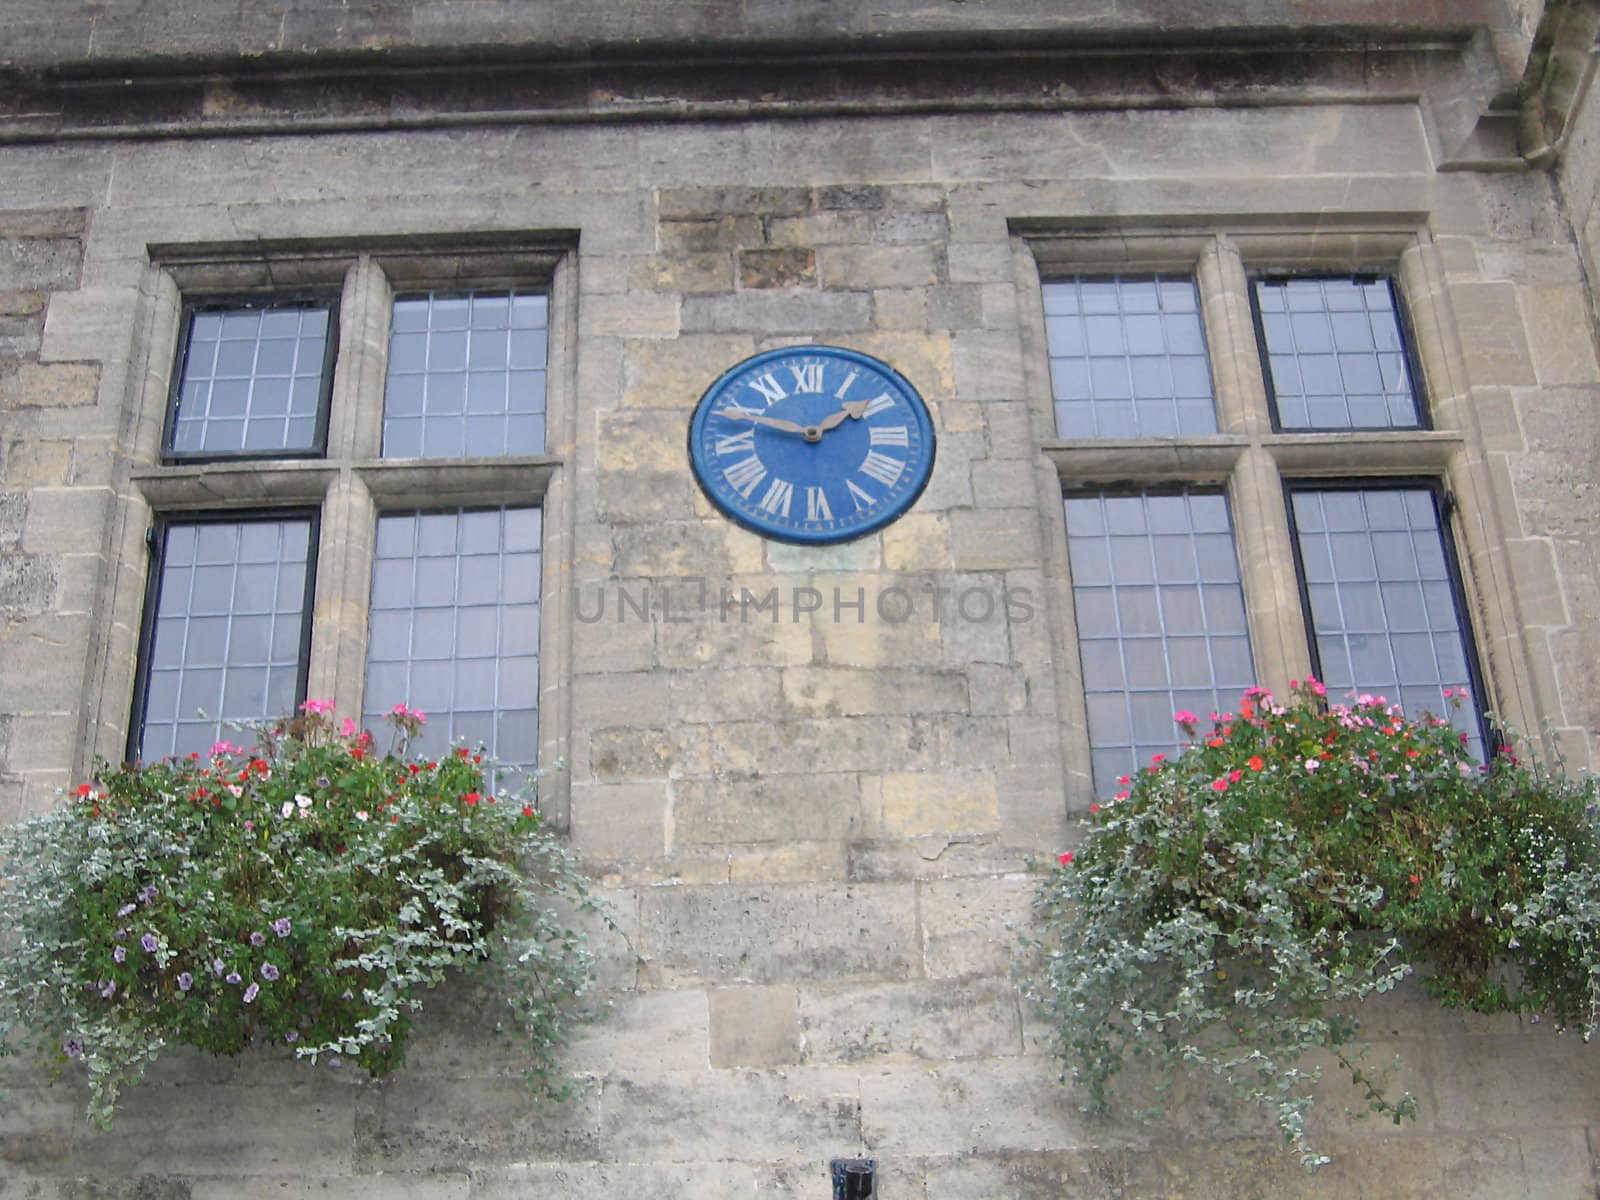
[[1059, 852, 1073, 865], [1211, 778, 1229, 792], [1173, 710, 1198, 726], [1247, 756, 1265, 771]]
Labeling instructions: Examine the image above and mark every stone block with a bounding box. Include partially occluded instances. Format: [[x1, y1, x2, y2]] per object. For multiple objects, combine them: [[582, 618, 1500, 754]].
[[726, 840, 850, 884], [780, 665, 968, 717], [859, 1058, 1093, 1155], [874, 210, 948, 244], [870, 287, 927, 329], [357, 1075, 602, 1171], [572, 670, 673, 729], [193, 1180, 469, 1200], [703, 716, 928, 777], [611, 521, 763, 577], [883, 513, 951, 570], [798, 977, 1022, 1064], [0, 551, 60, 616], [1450, 281, 1538, 387], [636, 881, 920, 985], [664, 666, 783, 724], [0, 235, 82, 292], [1, 437, 71, 486], [567, 987, 710, 1074], [0, 361, 99, 409], [621, 333, 757, 408], [596, 1067, 860, 1161], [658, 216, 765, 253], [570, 781, 669, 859], [658, 186, 813, 220], [817, 244, 939, 289], [919, 874, 1034, 980], [583, 291, 680, 339], [472, 1162, 759, 1200], [882, 772, 1000, 837], [672, 771, 865, 844], [709, 985, 801, 1067], [597, 409, 696, 473], [1521, 284, 1600, 386], [738, 247, 817, 289], [584, 724, 707, 781], [681, 290, 871, 334], [766, 211, 874, 247], [637, 250, 737, 295], [949, 509, 1041, 571]]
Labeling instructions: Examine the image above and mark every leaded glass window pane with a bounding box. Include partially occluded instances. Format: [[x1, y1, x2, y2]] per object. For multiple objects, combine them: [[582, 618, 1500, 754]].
[[1255, 277, 1423, 430], [382, 291, 548, 459], [1066, 491, 1255, 795], [1290, 486, 1482, 757], [1044, 277, 1217, 439], [139, 515, 314, 760], [168, 304, 332, 458], [364, 507, 542, 790]]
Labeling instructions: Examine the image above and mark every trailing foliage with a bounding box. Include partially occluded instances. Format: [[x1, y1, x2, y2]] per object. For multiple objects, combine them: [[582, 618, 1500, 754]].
[[1026, 680, 1600, 1168], [0, 703, 601, 1128]]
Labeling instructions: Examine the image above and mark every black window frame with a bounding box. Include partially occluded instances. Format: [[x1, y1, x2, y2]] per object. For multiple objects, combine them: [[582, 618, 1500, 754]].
[[1250, 273, 1432, 435], [1281, 476, 1494, 754], [127, 507, 322, 765], [161, 295, 341, 465]]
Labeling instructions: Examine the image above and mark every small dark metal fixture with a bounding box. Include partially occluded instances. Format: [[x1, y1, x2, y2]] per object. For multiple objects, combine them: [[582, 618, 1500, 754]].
[[831, 1157, 876, 1199]]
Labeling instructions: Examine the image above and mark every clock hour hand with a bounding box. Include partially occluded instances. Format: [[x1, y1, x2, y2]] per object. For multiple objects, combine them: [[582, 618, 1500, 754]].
[[803, 400, 871, 441], [716, 407, 808, 435]]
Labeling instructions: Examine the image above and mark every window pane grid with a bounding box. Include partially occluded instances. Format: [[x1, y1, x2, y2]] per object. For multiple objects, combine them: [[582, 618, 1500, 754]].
[[140, 517, 312, 760], [169, 305, 331, 457], [1256, 277, 1421, 430], [1066, 491, 1256, 795], [382, 291, 548, 459], [364, 507, 542, 791], [1290, 486, 1483, 758], [1044, 277, 1218, 439]]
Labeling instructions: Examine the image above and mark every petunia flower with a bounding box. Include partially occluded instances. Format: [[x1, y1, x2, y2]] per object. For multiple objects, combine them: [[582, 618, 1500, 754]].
[[261, 963, 280, 981], [249, 932, 265, 947], [243, 983, 259, 1003], [140, 934, 158, 953], [271, 918, 292, 937]]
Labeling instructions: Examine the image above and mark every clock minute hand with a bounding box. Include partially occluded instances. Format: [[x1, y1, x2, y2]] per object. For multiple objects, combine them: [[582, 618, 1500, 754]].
[[716, 407, 808, 435]]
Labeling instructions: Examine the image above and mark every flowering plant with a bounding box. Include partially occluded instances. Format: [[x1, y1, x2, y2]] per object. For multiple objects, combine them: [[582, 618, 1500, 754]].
[[1027, 680, 1600, 1168], [0, 703, 600, 1128]]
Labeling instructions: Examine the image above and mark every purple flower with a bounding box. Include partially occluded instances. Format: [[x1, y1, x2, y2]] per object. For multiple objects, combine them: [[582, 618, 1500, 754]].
[[212, 958, 226, 977], [114, 928, 127, 940], [260, 963, 280, 981], [243, 983, 259, 1004], [271, 918, 292, 938], [140, 934, 159, 953], [112, 945, 126, 963], [225, 971, 242, 985], [138, 885, 157, 904], [176, 972, 194, 992], [117, 903, 136, 918], [249, 932, 266, 947], [285, 1030, 299, 1044], [99, 980, 116, 1000], [63, 1039, 83, 1060]]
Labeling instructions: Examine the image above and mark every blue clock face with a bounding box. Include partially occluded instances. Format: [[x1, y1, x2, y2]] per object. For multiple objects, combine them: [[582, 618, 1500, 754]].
[[688, 346, 936, 545]]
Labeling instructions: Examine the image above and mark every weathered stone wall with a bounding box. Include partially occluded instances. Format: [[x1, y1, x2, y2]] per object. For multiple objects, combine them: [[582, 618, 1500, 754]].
[[4, 5, 1600, 1198]]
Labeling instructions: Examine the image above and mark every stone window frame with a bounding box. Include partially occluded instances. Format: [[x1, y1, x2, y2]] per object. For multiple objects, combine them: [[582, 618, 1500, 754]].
[[98, 232, 580, 825], [1015, 215, 1541, 802]]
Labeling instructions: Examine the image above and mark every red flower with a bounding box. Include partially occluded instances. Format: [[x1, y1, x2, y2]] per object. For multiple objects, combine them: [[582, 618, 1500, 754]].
[[1211, 778, 1229, 792], [455, 748, 471, 759], [522, 805, 535, 818], [1409, 874, 1421, 884], [75, 784, 92, 797], [1089, 803, 1100, 814], [1206, 737, 1225, 748], [462, 792, 480, 806], [1229, 769, 1242, 783], [1114, 791, 1129, 801], [1058, 852, 1073, 865], [1247, 756, 1265, 771]]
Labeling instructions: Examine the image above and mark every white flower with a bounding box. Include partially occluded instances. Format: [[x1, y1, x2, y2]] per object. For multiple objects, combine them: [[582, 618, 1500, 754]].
[[281, 801, 294, 818], [295, 793, 313, 809], [355, 810, 369, 822], [1304, 758, 1320, 773]]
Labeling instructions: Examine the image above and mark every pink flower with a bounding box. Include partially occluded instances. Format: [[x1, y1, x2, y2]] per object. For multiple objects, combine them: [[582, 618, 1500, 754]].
[[341, 717, 357, 738], [299, 699, 335, 716], [1304, 758, 1320, 772], [1307, 678, 1326, 697], [1211, 778, 1229, 792], [1089, 803, 1100, 814], [1173, 710, 1199, 726], [1058, 852, 1074, 865]]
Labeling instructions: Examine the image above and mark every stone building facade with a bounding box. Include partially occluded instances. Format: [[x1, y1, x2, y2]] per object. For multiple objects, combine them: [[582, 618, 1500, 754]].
[[3, 1, 1600, 1195]]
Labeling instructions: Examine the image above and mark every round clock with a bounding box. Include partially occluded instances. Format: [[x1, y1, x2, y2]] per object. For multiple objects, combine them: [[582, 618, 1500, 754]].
[[688, 345, 936, 545]]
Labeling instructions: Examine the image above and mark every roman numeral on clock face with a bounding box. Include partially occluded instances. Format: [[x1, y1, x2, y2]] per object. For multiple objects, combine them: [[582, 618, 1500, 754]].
[[861, 393, 896, 418], [747, 373, 787, 405], [869, 424, 909, 447], [858, 450, 906, 488], [846, 479, 875, 511], [806, 486, 833, 522], [723, 453, 767, 497], [757, 477, 794, 518], [715, 428, 756, 456], [788, 363, 824, 394]]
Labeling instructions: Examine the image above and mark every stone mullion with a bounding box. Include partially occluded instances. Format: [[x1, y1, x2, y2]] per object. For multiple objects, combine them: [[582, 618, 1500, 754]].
[[306, 473, 376, 719], [1200, 235, 1311, 698]]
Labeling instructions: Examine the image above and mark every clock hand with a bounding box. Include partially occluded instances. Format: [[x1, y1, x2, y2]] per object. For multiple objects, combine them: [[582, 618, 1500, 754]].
[[716, 407, 809, 435], [801, 400, 872, 442]]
